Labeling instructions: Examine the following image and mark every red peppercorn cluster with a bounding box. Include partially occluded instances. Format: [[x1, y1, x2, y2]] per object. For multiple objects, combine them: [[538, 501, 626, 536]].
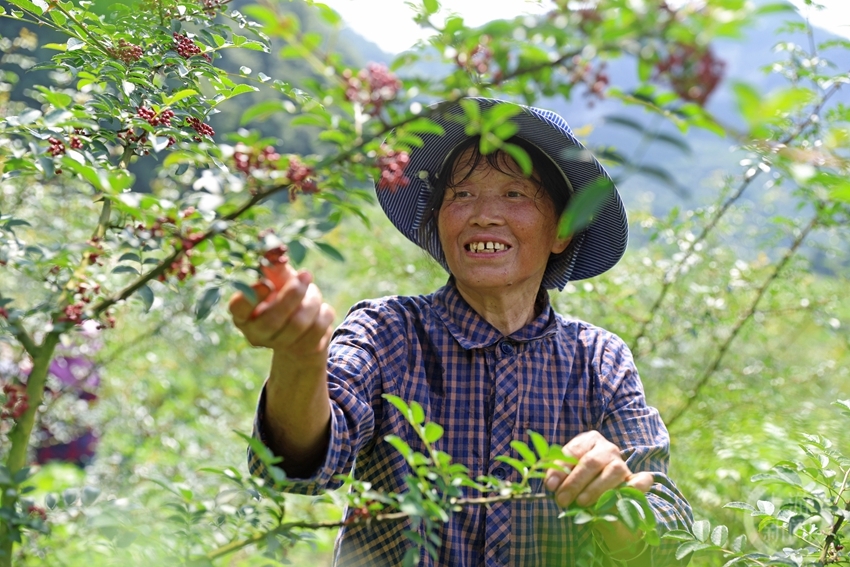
[[343, 63, 402, 116], [85, 237, 104, 266], [48, 137, 65, 157], [158, 254, 196, 282], [0, 307, 8, 319], [376, 144, 410, 191], [654, 43, 725, 106], [566, 57, 610, 105], [456, 42, 493, 75], [285, 157, 318, 199], [27, 505, 48, 521], [181, 230, 204, 251], [233, 143, 281, 175], [113, 39, 144, 64], [173, 32, 211, 61], [137, 106, 175, 127], [1, 383, 28, 420], [200, 0, 226, 15], [186, 116, 214, 140]]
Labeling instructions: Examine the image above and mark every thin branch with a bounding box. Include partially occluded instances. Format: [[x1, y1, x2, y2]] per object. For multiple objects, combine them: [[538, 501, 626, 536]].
[[631, 76, 846, 353], [205, 492, 549, 561], [819, 498, 850, 564], [7, 320, 40, 358], [49, 1, 113, 56], [666, 214, 820, 429]]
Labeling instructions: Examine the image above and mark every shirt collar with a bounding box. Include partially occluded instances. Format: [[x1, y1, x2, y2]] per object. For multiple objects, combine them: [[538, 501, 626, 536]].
[[432, 280, 560, 350]]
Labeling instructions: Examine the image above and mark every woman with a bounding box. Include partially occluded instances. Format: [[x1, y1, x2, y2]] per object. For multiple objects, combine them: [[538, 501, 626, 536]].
[[230, 98, 692, 566]]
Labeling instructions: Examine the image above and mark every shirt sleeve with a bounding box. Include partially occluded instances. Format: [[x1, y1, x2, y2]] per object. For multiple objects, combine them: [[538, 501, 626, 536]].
[[591, 330, 694, 565], [246, 299, 396, 495]]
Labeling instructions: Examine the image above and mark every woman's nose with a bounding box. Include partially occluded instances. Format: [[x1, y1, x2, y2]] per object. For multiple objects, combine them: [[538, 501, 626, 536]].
[[468, 196, 505, 226]]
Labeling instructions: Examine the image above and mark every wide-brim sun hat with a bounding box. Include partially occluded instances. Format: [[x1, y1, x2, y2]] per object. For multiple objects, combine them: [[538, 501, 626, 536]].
[[376, 97, 628, 290]]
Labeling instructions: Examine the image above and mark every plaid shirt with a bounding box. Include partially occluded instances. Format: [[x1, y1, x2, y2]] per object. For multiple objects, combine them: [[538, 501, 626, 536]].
[[249, 282, 692, 566]]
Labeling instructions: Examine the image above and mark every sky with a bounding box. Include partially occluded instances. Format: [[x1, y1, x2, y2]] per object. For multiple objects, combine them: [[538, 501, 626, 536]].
[[320, 0, 850, 54]]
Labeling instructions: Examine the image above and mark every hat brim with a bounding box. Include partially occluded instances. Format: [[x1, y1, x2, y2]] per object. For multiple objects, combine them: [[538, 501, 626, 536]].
[[376, 98, 628, 290]]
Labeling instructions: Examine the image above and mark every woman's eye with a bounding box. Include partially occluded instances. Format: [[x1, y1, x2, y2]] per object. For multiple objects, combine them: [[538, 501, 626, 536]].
[[506, 190, 525, 198]]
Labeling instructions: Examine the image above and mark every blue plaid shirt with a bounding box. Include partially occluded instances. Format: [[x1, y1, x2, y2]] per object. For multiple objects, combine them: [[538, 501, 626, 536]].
[[249, 282, 692, 566]]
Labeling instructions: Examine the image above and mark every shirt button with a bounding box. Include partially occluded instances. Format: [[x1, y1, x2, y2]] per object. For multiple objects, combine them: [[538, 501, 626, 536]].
[[499, 341, 515, 355], [492, 466, 508, 480]]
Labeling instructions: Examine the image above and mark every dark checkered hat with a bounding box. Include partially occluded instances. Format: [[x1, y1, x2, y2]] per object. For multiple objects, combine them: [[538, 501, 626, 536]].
[[376, 98, 628, 290]]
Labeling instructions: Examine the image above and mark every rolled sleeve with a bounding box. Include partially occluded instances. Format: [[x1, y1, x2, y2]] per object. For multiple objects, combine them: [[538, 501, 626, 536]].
[[593, 332, 693, 564], [247, 300, 402, 495]]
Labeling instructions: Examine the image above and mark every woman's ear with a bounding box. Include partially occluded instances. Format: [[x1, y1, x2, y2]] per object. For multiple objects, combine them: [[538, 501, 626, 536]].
[[551, 236, 571, 255]]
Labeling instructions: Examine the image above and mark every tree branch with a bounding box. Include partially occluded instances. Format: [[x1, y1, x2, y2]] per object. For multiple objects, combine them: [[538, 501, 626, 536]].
[[665, 214, 820, 429], [631, 76, 846, 356], [205, 492, 549, 561]]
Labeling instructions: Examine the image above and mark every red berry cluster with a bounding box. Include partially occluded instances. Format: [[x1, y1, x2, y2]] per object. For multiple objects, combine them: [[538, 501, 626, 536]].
[[27, 505, 48, 521], [2, 383, 29, 420], [456, 42, 493, 75], [285, 157, 318, 199], [173, 32, 211, 62], [654, 43, 725, 106], [59, 280, 103, 327], [376, 145, 410, 191], [85, 237, 104, 266], [158, 254, 196, 282], [343, 63, 402, 116], [200, 0, 226, 15], [0, 307, 8, 319], [137, 107, 175, 127], [48, 137, 65, 157], [186, 116, 214, 140], [233, 143, 281, 175], [181, 230, 204, 251], [69, 136, 83, 150], [112, 39, 144, 64], [567, 57, 610, 104]]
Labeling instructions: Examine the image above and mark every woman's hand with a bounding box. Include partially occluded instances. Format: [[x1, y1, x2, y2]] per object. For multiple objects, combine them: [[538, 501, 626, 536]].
[[544, 430, 654, 508], [228, 261, 336, 368]]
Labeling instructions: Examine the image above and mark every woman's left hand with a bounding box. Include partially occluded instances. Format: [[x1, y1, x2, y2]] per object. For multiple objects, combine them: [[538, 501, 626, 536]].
[[544, 430, 654, 508]]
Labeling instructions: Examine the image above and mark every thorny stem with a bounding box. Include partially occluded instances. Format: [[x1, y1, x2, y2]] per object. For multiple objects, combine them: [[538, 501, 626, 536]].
[[48, 1, 113, 56], [665, 214, 820, 429], [819, 498, 850, 564], [631, 75, 847, 356], [205, 492, 550, 561]]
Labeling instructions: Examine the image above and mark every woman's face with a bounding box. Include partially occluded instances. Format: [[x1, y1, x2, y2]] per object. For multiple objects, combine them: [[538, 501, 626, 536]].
[[437, 149, 570, 298]]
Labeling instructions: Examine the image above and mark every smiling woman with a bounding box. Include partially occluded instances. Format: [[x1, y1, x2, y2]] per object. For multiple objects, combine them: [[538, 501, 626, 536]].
[[234, 97, 694, 566]]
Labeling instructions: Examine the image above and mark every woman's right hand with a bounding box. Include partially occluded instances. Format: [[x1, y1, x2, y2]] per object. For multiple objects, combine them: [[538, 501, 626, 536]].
[[228, 261, 336, 368]]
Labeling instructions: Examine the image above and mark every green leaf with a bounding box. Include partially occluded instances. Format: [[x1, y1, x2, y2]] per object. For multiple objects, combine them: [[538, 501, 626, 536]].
[[662, 529, 695, 541], [756, 2, 796, 15], [494, 455, 526, 474], [112, 265, 140, 275], [195, 287, 221, 320], [558, 177, 613, 238], [383, 394, 410, 418], [423, 0, 439, 15], [423, 422, 443, 444], [231, 281, 257, 306], [7, 0, 47, 16], [723, 501, 756, 512], [692, 519, 710, 542], [616, 498, 641, 532], [315, 242, 344, 262], [81, 486, 100, 506], [501, 143, 532, 177], [137, 284, 154, 313], [240, 100, 291, 125], [403, 117, 445, 136], [409, 401, 425, 425], [510, 440, 537, 465], [164, 89, 198, 105], [710, 525, 728, 547], [675, 540, 712, 560], [384, 435, 413, 459], [528, 430, 550, 461]]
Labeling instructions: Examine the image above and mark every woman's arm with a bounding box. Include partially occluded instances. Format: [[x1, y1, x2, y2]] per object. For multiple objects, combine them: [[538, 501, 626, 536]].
[[229, 262, 335, 478]]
